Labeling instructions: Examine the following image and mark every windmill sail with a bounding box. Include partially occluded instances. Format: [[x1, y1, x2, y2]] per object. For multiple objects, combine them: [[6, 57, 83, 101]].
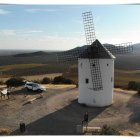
[[104, 42, 133, 55], [89, 59, 103, 91], [82, 11, 96, 45], [82, 12, 103, 90]]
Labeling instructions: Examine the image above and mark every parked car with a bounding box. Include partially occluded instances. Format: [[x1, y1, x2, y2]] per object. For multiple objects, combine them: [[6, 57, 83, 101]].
[[25, 82, 46, 92]]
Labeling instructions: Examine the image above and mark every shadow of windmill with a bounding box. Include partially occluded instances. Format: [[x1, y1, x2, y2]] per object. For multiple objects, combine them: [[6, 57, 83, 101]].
[[11, 99, 107, 135]]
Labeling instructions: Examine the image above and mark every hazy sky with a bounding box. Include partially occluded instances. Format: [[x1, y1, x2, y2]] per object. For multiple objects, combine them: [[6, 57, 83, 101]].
[[0, 4, 140, 50]]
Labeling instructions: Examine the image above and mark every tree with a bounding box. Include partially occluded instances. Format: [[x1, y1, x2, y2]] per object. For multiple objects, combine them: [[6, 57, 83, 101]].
[[41, 77, 51, 84], [52, 76, 73, 84], [128, 81, 137, 90], [5, 77, 24, 87], [137, 86, 140, 95], [0, 81, 4, 85]]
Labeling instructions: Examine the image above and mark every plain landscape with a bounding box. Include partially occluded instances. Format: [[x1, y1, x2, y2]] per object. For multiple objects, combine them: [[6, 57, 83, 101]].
[[0, 43, 140, 88], [0, 42, 140, 135]]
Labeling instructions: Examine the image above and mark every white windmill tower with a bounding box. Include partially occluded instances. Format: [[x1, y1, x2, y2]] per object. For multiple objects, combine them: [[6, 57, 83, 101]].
[[57, 11, 133, 107]]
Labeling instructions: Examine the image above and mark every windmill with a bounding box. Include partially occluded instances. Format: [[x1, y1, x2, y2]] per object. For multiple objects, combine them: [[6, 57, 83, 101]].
[[57, 11, 133, 107]]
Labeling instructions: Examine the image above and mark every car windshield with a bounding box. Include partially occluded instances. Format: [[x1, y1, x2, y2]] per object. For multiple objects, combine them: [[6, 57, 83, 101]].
[[26, 83, 33, 86], [32, 83, 39, 87]]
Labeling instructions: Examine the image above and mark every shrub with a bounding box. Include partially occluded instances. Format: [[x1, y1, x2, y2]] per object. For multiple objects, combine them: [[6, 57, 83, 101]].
[[52, 76, 73, 84], [0, 80, 4, 85], [128, 81, 140, 90], [32, 80, 41, 83], [100, 125, 120, 135], [5, 77, 24, 87], [137, 87, 140, 95], [41, 77, 51, 84], [0, 128, 11, 135], [128, 81, 137, 90]]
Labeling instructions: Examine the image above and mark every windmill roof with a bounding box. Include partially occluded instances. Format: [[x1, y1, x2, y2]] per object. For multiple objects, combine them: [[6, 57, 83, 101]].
[[79, 39, 115, 59]]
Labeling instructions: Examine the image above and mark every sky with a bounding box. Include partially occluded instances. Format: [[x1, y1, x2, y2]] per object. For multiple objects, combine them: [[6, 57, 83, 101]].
[[0, 4, 140, 50]]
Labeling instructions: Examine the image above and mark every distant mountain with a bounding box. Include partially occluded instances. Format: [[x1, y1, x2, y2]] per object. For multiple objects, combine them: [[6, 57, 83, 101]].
[[14, 51, 57, 57], [0, 42, 139, 71], [132, 43, 140, 54], [0, 49, 59, 56], [58, 43, 140, 55], [77, 43, 140, 55], [1, 42, 139, 57], [0, 50, 35, 56]]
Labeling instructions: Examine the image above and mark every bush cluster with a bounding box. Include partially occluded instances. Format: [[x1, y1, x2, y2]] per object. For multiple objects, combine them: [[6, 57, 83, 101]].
[[128, 81, 140, 90], [41, 76, 73, 84], [41, 77, 51, 84], [0, 81, 4, 85], [40, 76, 73, 84], [128, 81, 140, 95], [5, 76, 74, 87], [137, 87, 140, 95], [100, 125, 120, 135], [5, 77, 24, 87], [52, 76, 73, 84]]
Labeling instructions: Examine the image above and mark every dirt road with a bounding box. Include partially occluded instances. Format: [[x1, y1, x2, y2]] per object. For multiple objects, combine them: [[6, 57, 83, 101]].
[[0, 85, 139, 135]]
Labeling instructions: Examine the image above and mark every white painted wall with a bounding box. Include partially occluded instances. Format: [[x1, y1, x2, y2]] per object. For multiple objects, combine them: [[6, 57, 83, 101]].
[[78, 58, 114, 107]]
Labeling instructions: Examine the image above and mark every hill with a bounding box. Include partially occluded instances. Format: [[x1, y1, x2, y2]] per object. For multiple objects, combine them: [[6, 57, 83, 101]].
[[0, 49, 35, 56], [14, 51, 57, 57], [133, 43, 140, 54], [1, 43, 139, 69], [0, 43, 139, 78]]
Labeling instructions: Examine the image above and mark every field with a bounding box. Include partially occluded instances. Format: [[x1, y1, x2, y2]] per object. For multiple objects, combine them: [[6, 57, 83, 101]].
[[0, 64, 140, 89], [0, 63, 68, 78], [63, 66, 140, 89], [22, 73, 62, 81], [0, 63, 47, 72], [115, 69, 140, 88], [0, 49, 139, 89]]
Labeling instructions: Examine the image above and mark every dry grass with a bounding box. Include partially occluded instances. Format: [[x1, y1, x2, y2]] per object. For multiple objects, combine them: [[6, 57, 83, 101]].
[[0, 73, 62, 83], [44, 84, 76, 89], [22, 73, 62, 81], [0, 85, 7, 89], [0, 128, 11, 135], [115, 69, 140, 88], [83, 127, 101, 135], [120, 130, 136, 136], [114, 88, 137, 95], [0, 63, 47, 72], [64, 66, 140, 88]]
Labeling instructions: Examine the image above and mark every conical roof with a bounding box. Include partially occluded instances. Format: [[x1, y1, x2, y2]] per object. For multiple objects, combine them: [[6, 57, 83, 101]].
[[79, 39, 115, 59]]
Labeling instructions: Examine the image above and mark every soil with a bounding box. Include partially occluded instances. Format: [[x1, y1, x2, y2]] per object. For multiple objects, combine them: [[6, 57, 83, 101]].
[[0, 85, 139, 135]]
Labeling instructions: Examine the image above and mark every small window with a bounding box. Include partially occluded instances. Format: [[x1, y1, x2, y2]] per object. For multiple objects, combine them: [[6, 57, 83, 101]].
[[92, 64, 95, 67], [107, 64, 109, 66], [85, 78, 89, 84]]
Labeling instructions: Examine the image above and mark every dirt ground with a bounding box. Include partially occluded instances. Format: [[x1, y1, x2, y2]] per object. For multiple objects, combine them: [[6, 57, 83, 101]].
[[0, 85, 140, 135]]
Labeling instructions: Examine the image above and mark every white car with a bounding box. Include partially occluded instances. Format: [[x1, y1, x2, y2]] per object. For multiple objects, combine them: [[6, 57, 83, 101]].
[[25, 82, 46, 92]]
